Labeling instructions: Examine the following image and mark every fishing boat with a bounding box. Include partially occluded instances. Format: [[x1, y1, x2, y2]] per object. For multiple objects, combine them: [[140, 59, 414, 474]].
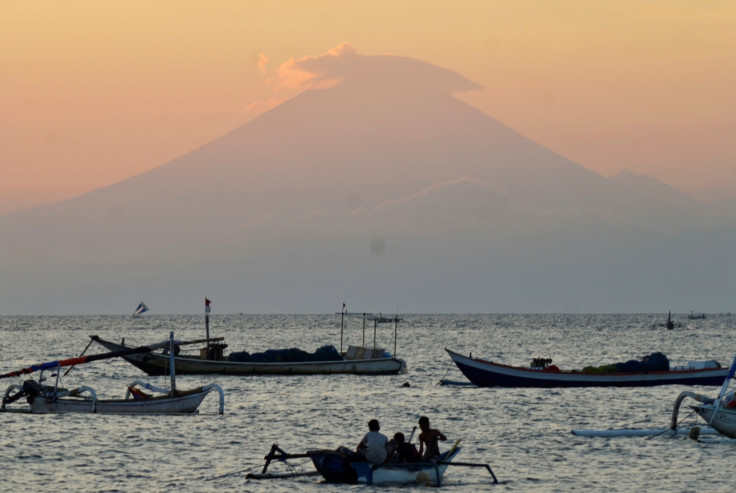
[[670, 354, 736, 438], [311, 446, 462, 486], [249, 442, 498, 486], [446, 348, 728, 387], [91, 302, 406, 376], [573, 354, 736, 438], [1, 332, 224, 414], [652, 310, 683, 329]]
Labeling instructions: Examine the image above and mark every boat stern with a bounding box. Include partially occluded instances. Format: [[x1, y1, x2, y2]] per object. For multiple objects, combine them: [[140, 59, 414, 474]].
[[310, 450, 358, 483]]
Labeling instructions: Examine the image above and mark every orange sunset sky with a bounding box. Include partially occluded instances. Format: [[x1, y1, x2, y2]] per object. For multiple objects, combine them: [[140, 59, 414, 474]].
[[2, 1, 734, 216]]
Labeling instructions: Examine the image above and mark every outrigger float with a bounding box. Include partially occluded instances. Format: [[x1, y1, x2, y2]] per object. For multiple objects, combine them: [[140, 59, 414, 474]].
[[572, 354, 736, 439], [248, 442, 499, 486], [1, 332, 224, 414]]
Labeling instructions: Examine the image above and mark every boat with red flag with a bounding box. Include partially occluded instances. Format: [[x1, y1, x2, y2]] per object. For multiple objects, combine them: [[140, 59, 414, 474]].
[[91, 302, 406, 376]]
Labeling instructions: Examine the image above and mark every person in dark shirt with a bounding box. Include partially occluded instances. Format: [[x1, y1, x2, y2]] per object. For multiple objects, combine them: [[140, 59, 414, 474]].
[[391, 432, 420, 463]]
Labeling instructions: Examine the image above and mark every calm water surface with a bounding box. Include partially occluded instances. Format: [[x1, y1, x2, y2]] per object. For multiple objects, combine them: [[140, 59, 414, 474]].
[[1, 314, 734, 492]]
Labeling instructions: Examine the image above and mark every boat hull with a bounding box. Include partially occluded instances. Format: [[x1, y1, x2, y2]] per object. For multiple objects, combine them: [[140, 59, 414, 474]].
[[310, 448, 460, 486], [309, 450, 358, 483], [446, 349, 729, 388], [692, 405, 736, 438], [1, 389, 211, 414], [352, 460, 452, 486], [27, 391, 208, 414], [93, 337, 405, 376]]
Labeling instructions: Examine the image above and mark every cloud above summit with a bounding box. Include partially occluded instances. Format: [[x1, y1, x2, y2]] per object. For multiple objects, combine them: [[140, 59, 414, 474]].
[[246, 43, 483, 124], [273, 43, 483, 94]]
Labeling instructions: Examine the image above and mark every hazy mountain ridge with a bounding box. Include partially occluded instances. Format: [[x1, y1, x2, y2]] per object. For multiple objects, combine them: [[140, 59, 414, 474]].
[[1, 51, 734, 314]]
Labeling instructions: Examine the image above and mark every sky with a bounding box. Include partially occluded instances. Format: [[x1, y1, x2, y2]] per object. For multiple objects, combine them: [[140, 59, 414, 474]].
[[2, 1, 735, 216]]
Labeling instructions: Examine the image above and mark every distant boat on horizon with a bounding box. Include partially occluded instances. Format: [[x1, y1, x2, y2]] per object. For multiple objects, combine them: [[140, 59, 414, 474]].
[[652, 310, 683, 330], [132, 302, 149, 317]]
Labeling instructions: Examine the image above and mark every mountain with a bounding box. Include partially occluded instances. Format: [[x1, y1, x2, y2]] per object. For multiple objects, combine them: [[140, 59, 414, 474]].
[[1, 48, 734, 314], [708, 196, 736, 225], [609, 170, 702, 210]]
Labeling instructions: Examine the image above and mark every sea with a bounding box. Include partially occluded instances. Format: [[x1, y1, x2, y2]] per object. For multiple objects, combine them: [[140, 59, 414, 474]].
[[1, 313, 734, 492]]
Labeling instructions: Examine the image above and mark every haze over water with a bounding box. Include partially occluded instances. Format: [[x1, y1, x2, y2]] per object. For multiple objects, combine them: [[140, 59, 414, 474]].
[[1, 313, 733, 492]]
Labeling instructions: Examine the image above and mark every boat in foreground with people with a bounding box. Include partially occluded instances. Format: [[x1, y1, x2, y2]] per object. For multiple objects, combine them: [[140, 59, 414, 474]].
[[249, 442, 498, 486], [446, 349, 728, 387], [1, 332, 224, 414], [310, 443, 463, 485], [92, 302, 406, 376]]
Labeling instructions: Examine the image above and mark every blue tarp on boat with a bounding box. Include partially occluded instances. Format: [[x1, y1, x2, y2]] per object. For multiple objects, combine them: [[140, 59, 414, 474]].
[[582, 352, 669, 373], [228, 345, 342, 363]]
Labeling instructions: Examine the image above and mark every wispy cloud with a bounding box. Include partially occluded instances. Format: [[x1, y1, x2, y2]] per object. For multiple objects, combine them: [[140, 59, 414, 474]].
[[272, 42, 356, 91], [246, 43, 481, 116], [244, 97, 283, 115], [256, 53, 269, 75]]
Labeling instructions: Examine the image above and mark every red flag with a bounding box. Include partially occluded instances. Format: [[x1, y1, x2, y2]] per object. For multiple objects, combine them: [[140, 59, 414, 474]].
[[205, 298, 212, 313]]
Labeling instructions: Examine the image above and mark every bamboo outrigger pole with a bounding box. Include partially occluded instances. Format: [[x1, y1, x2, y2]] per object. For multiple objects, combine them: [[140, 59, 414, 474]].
[[1, 341, 171, 379]]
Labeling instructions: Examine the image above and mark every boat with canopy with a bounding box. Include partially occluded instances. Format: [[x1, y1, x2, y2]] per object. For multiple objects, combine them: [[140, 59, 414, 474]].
[[92, 302, 406, 376], [1, 332, 224, 414]]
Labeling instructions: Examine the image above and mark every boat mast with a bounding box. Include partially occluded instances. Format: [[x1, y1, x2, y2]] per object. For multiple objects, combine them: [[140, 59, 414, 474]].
[[373, 318, 377, 351], [205, 297, 211, 357], [340, 303, 345, 354], [169, 331, 177, 394]]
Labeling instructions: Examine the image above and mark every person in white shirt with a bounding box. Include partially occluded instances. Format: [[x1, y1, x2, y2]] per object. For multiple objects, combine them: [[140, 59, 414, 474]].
[[356, 419, 388, 464]]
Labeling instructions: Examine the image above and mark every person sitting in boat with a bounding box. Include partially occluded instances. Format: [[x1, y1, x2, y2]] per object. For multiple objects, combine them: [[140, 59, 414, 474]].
[[391, 432, 420, 463], [356, 419, 388, 464], [417, 416, 447, 462]]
